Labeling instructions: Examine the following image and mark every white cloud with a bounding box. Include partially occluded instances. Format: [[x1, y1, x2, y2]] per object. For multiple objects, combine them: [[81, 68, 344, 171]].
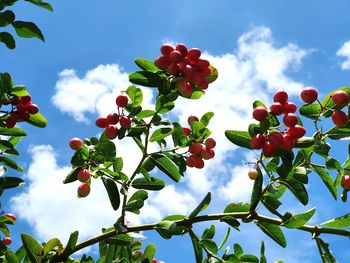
[[336, 40, 350, 70]]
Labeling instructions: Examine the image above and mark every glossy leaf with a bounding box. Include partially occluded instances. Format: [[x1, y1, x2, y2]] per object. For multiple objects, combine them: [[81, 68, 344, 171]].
[[225, 130, 252, 149], [0, 156, 23, 171], [200, 112, 214, 127], [64, 231, 79, 255], [189, 192, 211, 218], [206, 64, 218, 84], [199, 239, 218, 254], [0, 32, 15, 49], [250, 166, 263, 211], [189, 231, 203, 263], [149, 127, 173, 142], [126, 86, 143, 107], [202, 225, 215, 240], [0, 10, 15, 26], [21, 233, 42, 263], [224, 202, 250, 213], [11, 85, 29, 96], [12, 21, 44, 41], [131, 177, 165, 190], [240, 254, 259, 262], [125, 190, 148, 214], [5, 251, 19, 263], [282, 208, 316, 228], [43, 238, 63, 258], [256, 222, 286, 248], [218, 227, 230, 250], [321, 213, 350, 228], [102, 177, 120, 210], [311, 165, 337, 200], [143, 243, 156, 263], [150, 154, 181, 182], [0, 176, 24, 189], [129, 71, 164, 87], [260, 241, 267, 263], [25, 0, 53, 11], [27, 112, 48, 128], [134, 58, 159, 71], [280, 178, 308, 205], [155, 220, 177, 239], [299, 103, 321, 120]]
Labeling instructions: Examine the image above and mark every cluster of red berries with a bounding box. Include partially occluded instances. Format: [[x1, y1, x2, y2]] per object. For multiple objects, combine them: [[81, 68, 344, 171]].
[[4, 95, 39, 128], [183, 116, 216, 169], [1, 213, 16, 246], [155, 43, 211, 97], [251, 90, 306, 157], [95, 95, 131, 140]]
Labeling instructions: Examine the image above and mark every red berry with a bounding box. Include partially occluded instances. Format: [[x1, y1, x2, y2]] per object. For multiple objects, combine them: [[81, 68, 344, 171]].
[[20, 95, 31, 104], [107, 113, 119, 125], [195, 157, 205, 169], [341, 175, 350, 190], [155, 56, 171, 70], [78, 183, 90, 197], [250, 134, 265, 149], [120, 116, 131, 128], [332, 111, 348, 127], [3, 237, 12, 246], [188, 115, 199, 125], [176, 43, 188, 57], [198, 79, 208, 90], [95, 117, 109, 128], [6, 117, 16, 128], [270, 102, 284, 116], [268, 132, 283, 147], [26, 103, 39, 114], [273, 91, 288, 104], [189, 72, 203, 86], [169, 50, 183, 63], [205, 138, 216, 149], [287, 125, 306, 139], [280, 134, 294, 151], [201, 148, 214, 160], [181, 65, 194, 79], [11, 97, 20, 105], [189, 142, 203, 154], [116, 95, 128, 108], [199, 67, 211, 77], [105, 125, 119, 140], [160, 44, 174, 56], [332, 90, 349, 106], [252, 106, 268, 121], [283, 113, 298, 127], [193, 59, 209, 70], [262, 141, 276, 157], [283, 102, 297, 114], [167, 63, 181, 75], [19, 111, 30, 121], [4, 213, 16, 222], [77, 169, 91, 183], [69, 138, 83, 150], [301, 87, 318, 104], [187, 48, 201, 61], [175, 78, 192, 97], [186, 155, 198, 167], [248, 168, 258, 180], [182, 127, 191, 136]]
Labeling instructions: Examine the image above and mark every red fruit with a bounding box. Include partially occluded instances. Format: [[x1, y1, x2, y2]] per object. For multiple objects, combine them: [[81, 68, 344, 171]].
[[187, 48, 201, 61], [268, 132, 283, 147], [105, 125, 119, 140], [193, 59, 209, 70], [20, 95, 31, 104], [252, 106, 268, 121], [78, 183, 90, 197], [167, 63, 181, 75], [26, 103, 39, 114], [301, 87, 318, 104], [107, 113, 119, 125], [270, 102, 284, 116], [175, 78, 192, 97], [189, 72, 203, 86], [116, 95, 128, 108], [262, 141, 276, 157], [120, 116, 131, 128], [250, 134, 266, 149], [332, 90, 349, 106], [69, 138, 84, 150], [4, 213, 16, 222], [248, 168, 258, 180], [332, 111, 348, 127], [160, 44, 174, 56], [195, 157, 205, 169], [186, 155, 198, 167], [287, 125, 306, 139], [205, 138, 216, 149], [189, 142, 203, 154], [283, 113, 298, 127], [201, 148, 215, 160], [188, 115, 199, 125], [283, 102, 297, 114], [273, 91, 288, 104], [198, 79, 209, 90], [181, 65, 194, 78], [11, 97, 20, 105], [6, 117, 16, 128], [280, 134, 294, 151], [95, 117, 109, 128], [176, 43, 188, 57], [155, 56, 171, 70], [169, 50, 183, 63], [77, 169, 91, 183], [19, 111, 30, 121], [182, 127, 191, 136], [341, 175, 350, 190], [3, 237, 12, 246], [199, 67, 211, 77]]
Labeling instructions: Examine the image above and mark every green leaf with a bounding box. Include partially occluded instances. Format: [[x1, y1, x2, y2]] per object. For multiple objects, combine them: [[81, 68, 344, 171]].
[[0, 32, 15, 49], [250, 166, 263, 211], [282, 208, 316, 228], [189, 192, 211, 218], [326, 126, 350, 140], [240, 254, 259, 263], [63, 167, 80, 184], [150, 154, 181, 182], [12, 21, 44, 41], [43, 238, 63, 258], [261, 196, 282, 215], [0, 176, 24, 189], [321, 213, 350, 228], [200, 112, 214, 127], [189, 231, 203, 263], [155, 220, 177, 239], [126, 86, 143, 107], [129, 71, 164, 87], [217, 228, 230, 251], [95, 134, 116, 162], [126, 190, 148, 214], [137, 109, 156, 119], [149, 127, 173, 142], [311, 165, 337, 200], [5, 251, 19, 263], [134, 58, 159, 71], [199, 239, 218, 254], [206, 64, 218, 84], [256, 222, 286, 248], [294, 137, 315, 148], [64, 231, 79, 255], [0, 126, 26, 136], [225, 130, 252, 149], [142, 243, 156, 263], [326, 158, 341, 170], [190, 90, 205, 100], [321, 87, 350, 117], [131, 177, 165, 191], [0, 156, 23, 171], [299, 103, 321, 120], [234, 243, 243, 257], [25, 0, 53, 11], [280, 178, 308, 205], [224, 202, 250, 213], [113, 157, 123, 172], [0, 72, 13, 93], [27, 112, 47, 128], [260, 241, 267, 263], [102, 177, 120, 211], [105, 234, 133, 246], [0, 10, 15, 26], [21, 233, 43, 263], [11, 85, 29, 96]]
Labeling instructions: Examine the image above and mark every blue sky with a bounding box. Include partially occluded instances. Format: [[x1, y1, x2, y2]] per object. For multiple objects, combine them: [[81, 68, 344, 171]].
[[2, 0, 350, 262]]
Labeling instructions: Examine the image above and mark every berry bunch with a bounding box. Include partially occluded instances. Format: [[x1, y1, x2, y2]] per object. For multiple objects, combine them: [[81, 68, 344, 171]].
[[183, 116, 216, 169], [95, 95, 132, 140], [5, 95, 39, 128], [251, 90, 306, 157], [1, 212, 16, 246], [329, 90, 349, 127], [155, 43, 211, 97]]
